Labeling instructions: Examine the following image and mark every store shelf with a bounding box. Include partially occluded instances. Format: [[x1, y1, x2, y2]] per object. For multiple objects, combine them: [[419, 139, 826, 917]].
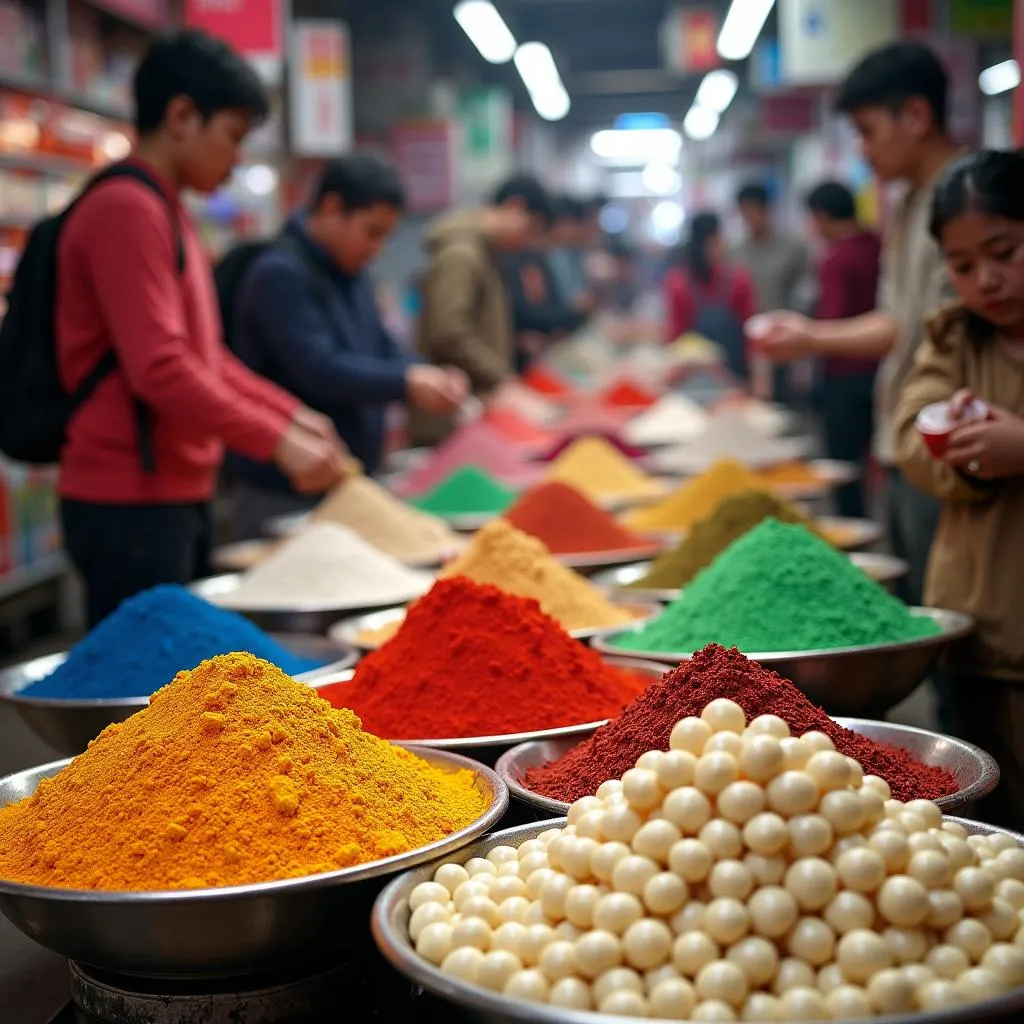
[[0, 72, 131, 124], [0, 554, 68, 603], [80, 0, 170, 34], [0, 150, 95, 178]]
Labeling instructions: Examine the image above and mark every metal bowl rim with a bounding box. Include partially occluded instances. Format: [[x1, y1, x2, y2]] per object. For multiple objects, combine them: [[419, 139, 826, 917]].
[[0, 746, 507, 903]]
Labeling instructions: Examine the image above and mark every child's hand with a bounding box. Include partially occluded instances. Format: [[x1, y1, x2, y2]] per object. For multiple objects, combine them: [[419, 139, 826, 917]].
[[944, 406, 1024, 479], [948, 388, 979, 421]]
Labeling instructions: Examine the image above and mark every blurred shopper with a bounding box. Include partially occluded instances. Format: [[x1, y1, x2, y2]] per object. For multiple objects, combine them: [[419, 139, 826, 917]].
[[894, 151, 1024, 827], [53, 31, 347, 627], [665, 212, 757, 379], [226, 154, 467, 539], [806, 181, 883, 518], [756, 42, 959, 609], [411, 174, 554, 445], [547, 196, 594, 312]]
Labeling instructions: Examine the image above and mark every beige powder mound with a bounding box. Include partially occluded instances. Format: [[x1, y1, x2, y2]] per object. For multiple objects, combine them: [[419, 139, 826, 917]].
[[311, 475, 464, 566], [439, 519, 633, 632]]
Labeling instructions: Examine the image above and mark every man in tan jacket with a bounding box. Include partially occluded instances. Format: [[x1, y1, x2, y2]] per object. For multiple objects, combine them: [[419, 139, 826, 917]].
[[410, 175, 554, 445]]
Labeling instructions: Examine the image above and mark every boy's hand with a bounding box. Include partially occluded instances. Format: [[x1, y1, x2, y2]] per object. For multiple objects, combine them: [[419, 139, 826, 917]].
[[945, 406, 1024, 480]]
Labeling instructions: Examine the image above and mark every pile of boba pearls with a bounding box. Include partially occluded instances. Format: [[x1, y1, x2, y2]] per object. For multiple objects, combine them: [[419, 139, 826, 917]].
[[407, 699, 1024, 1020]]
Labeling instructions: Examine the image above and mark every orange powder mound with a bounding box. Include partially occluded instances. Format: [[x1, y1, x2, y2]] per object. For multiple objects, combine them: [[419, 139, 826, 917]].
[[757, 462, 824, 488], [524, 365, 574, 397], [601, 379, 658, 409]]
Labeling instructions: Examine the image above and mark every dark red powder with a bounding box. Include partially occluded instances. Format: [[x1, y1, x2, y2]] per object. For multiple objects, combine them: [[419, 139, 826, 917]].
[[504, 482, 652, 554], [525, 644, 958, 804], [602, 379, 658, 409], [320, 577, 648, 739]]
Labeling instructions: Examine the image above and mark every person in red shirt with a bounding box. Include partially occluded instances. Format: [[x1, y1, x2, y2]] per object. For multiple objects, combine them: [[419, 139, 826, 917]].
[[663, 212, 757, 381], [806, 181, 883, 518], [56, 30, 349, 627]]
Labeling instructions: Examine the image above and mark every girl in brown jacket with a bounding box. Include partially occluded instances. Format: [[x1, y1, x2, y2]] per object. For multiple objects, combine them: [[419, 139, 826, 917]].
[[894, 150, 1024, 828]]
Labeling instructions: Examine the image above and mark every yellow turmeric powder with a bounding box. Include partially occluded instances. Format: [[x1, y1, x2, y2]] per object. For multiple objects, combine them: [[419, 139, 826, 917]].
[[0, 653, 487, 891]]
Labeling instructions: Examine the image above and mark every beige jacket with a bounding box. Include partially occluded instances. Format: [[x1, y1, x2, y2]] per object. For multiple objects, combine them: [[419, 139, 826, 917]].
[[893, 304, 1024, 680], [409, 211, 514, 445]]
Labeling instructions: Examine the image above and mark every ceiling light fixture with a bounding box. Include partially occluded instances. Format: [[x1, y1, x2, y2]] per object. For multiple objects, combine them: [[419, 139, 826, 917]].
[[514, 42, 571, 121], [979, 59, 1021, 96], [590, 127, 682, 164], [695, 69, 739, 114], [717, 0, 776, 61], [454, 0, 517, 64], [683, 104, 720, 141]]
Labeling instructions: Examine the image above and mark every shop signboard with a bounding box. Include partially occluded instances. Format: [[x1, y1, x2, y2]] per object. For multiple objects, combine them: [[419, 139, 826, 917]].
[[457, 87, 512, 196], [289, 20, 352, 157], [662, 7, 719, 75], [950, 0, 1014, 37], [184, 0, 284, 81], [89, 0, 170, 30], [389, 120, 456, 214]]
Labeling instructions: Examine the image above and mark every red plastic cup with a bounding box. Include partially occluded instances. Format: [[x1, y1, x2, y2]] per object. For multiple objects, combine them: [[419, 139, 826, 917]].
[[916, 399, 990, 457]]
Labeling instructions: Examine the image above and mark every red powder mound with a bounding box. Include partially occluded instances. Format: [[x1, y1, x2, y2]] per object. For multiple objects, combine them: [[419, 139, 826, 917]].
[[602, 379, 658, 409], [525, 644, 959, 804], [504, 482, 652, 554], [524, 365, 574, 398], [321, 577, 647, 739], [484, 407, 550, 448]]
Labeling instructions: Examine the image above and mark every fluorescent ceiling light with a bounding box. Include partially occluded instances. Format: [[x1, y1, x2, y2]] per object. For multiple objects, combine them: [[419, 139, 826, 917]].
[[695, 69, 739, 114], [979, 59, 1021, 96], [590, 128, 682, 164], [642, 162, 681, 196], [683, 104, 720, 141], [717, 0, 776, 61], [651, 200, 685, 233], [454, 0, 517, 64], [514, 42, 571, 120]]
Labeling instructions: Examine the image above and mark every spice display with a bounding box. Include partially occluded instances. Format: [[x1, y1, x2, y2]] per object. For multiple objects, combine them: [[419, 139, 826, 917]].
[[539, 431, 644, 464], [624, 394, 709, 448], [601, 379, 658, 409], [310, 474, 463, 566], [545, 437, 665, 503], [490, 381, 559, 426], [524, 365, 574, 398], [674, 367, 736, 406], [220, 522, 432, 610], [0, 654, 488, 890], [612, 520, 940, 655], [439, 519, 633, 631], [548, 403, 631, 441], [323, 578, 647, 738], [416, 694, 1012, 1019], [624, 459, 770, 532], [627, 491, 821, 591], [757, 461, 826, 489], [483, 407, 550, 448], [504, 482, 652, 555], [526, 644, 957, 804], [412, 466, 517, 517], [22, 585, 323, 700]]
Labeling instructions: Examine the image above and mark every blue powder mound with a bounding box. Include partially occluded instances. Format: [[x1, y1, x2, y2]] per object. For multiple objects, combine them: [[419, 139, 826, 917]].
[[23, 584, 325, 700]]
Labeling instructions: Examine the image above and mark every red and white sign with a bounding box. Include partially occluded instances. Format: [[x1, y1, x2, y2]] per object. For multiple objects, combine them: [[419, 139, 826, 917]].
[[663, 7, 720, 74], [390, 121, 457, 214], [89, 0, 170, 30], [289, 21, 352, 157], [184, 0, 283, 81]]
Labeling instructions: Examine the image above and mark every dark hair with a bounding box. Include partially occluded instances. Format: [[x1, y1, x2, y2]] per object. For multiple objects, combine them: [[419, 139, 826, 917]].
[[314, 153, 405, 212], [553, 196, 587, 223], [836, 42, 947, 131], [736, 184, 770, 207], [806, 181, 857, 221], [493, 174, 556, 227], [134, 29, 269, 134], [684, 212, 721, 284], [930, 150, 1024, 241]]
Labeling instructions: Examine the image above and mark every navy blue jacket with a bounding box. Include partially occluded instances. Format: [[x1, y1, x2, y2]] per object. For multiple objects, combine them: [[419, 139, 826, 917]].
[[227, 219, 416, 490]]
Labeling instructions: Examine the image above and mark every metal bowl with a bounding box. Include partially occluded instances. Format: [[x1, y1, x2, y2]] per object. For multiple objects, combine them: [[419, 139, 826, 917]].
[[210, 539, 277, 572], [764, 458, 859, 498], [643, 435, 812, 475], [819, 515, 884, 550], [328, 602, 664, 656], [189, 573, 433, 633], [591, 607, 975, 718], [314, 657, 667, 767], [496, 716, 1000, 818], [0, 748, 507, 979], [557, 538, 669, 575], [0, 635, 358, 756], [373, 817, 1024, 1024]]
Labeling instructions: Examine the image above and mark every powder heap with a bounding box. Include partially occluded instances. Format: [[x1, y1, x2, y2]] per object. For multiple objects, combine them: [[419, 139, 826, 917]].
[[628, 490, 821, 590], [504, 482, 652, 555], [548, 401, 630, 440], [439, 519, 633, 631], [489, 381, 558, 426], [624, 458, 769, 532], [525, 644, 958, 803], [523, 364, 574, 397], [612, 518, 941, 654], [0, 654, 488, 890], [23, 585, 322, 700], [600, 378, 658, 409], [222, 522, 432, 610], [537, 430, 645, 464], [544, 436, 664, 503], [623, 393, 709, 447], [310, 475, 463, 565], [324, 578, 647, 738], [757, 460, 826, 489], [411, 466, 516, 517], [673, 368, 736, 407], [482, 406, 550, 448]]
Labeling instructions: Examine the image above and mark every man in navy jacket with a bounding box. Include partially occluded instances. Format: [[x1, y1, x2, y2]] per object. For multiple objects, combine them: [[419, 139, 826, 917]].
[[228, 154, 467, 537]]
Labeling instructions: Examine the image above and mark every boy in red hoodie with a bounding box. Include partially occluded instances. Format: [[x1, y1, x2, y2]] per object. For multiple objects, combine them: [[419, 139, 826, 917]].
[[56, 30, 348, 626]]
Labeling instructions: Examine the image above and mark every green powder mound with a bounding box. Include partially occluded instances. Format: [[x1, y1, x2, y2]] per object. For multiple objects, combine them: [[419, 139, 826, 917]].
[[412, 466, 516, 516], [629, 489, 820, 590], [612, 518, 942, 654]]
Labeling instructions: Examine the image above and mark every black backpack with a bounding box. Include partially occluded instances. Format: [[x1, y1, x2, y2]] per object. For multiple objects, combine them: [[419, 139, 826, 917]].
[[0, 163, 183, 467]]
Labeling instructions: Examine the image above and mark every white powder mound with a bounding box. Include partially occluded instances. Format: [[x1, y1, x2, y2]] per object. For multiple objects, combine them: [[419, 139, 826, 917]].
[[624, 393, 709, 447], [221, 522, 433, 610]]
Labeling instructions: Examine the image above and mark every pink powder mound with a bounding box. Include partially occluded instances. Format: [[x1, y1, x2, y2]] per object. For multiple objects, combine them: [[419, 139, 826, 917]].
[[395, 422, 543, 498], [550, 400, 632, 438]]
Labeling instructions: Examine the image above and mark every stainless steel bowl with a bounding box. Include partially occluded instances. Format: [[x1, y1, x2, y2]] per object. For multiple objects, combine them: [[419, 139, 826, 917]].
[[767, 458, 859, 498], [315, 657, 666, 767], [210, 538, 276, 572], [0, 748, 507, 978], [591, 607, 974, 718], [373, 817, 1024, 1024], [643, 435, 813, 475], [818, 515, 884, 550], [496, 716, 1000, 818], [0, 635, 358, 756], [189, 573, 432, 633], [328, 603, 665, 656], [557, 538, 669, 575]]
